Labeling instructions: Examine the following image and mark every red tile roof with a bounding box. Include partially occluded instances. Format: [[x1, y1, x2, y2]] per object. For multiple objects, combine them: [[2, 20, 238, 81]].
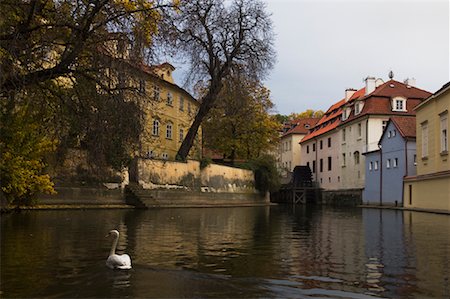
[[300, 79, 431, 144], [391, 116, 416, 138], [341, 80, 431, 124], [282, 118, 320, 137], [367, 80, 431, 99], [300, 118, 341, 143]]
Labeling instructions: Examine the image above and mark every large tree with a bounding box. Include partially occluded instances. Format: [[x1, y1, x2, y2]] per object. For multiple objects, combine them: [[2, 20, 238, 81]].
[[203, 73, 280, 163], [163, 0, 276, 161], [0, 0, 170, 203]]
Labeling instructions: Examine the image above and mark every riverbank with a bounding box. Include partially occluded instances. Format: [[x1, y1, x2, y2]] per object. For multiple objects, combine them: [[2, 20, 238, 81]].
[[359, 204, 450, 215]]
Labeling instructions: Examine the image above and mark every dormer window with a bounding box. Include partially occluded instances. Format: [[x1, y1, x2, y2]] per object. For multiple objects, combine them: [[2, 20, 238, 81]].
[[392, 96, 407, 112], [354, 102, 360, 115], [305, 124, 310, 129]]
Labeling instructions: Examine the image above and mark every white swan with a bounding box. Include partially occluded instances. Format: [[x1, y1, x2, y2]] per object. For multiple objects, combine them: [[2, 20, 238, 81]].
[[106, 230, 132, 270]]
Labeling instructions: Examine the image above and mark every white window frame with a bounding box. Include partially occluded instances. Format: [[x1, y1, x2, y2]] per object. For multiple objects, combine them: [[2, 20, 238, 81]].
[[374, 161, 379, 170], [152, 119, 160, 136], [392, 96, 407, 112], [355, 102, 360, 115], [386, 159, 391, 169], [369, 161, 373, 171], [393, 158, 398, 168]]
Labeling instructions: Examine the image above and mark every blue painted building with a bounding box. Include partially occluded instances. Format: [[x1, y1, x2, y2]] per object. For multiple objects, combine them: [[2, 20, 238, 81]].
[[363, 117, 417, 206]]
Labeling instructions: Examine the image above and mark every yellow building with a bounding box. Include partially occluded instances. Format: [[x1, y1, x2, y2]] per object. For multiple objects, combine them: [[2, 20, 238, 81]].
[[136, 62, 202, 161], [404, 82, 450, 212]]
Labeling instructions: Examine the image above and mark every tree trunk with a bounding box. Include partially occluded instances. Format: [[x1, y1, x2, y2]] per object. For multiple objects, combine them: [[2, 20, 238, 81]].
[[176, 80, 222, 160]]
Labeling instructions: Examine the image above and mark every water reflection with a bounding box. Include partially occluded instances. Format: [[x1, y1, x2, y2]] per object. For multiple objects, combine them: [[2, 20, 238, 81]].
[[1, 206, 449, 298]]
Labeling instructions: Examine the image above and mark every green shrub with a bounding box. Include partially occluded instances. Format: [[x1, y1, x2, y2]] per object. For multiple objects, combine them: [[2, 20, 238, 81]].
[[249, 154, 280, 195]]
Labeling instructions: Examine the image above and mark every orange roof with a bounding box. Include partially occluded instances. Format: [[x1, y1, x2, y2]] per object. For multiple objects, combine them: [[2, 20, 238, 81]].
[[300, 118, 341, 143], [282, 118, 319, 137]]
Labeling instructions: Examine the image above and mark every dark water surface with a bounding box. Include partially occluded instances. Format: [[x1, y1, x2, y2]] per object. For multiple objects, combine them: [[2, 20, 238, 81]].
[[1, 206, 449, 298]]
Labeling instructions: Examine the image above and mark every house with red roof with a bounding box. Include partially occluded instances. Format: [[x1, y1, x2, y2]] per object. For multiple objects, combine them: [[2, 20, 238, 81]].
[[279, 118, 319, 172], [300, 73, 431, 199], [362, 116, 417, 206], [339, 76, 431, 192]]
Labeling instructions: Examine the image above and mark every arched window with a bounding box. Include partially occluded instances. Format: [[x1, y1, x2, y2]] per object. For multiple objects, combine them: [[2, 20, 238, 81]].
[[152, 119, 160, 136], [354, 151, 360, 165]]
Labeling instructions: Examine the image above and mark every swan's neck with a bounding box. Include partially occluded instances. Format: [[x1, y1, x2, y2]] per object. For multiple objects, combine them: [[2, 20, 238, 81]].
[[110, 233, 119, 256]]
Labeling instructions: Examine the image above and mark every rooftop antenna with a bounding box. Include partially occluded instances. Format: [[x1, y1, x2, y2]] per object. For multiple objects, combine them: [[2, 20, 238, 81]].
[[388, 70, 394, 80]]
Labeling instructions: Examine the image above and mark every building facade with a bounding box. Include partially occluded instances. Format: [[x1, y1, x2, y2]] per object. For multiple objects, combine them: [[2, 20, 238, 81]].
[[363, 117, 417, 206], [404, 82, 450, 212], [300, 100, 345, 190], [339, 77, 430, 191], [300, 74, 431, 195], [279, 118, 319, 172], [137, 63, 202, 161]]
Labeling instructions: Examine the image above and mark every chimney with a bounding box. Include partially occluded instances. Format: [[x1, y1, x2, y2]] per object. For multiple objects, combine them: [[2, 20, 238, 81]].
[[365, 76, 376, 95], [345, 88, 356, 102], [404, 78, 416, 87]]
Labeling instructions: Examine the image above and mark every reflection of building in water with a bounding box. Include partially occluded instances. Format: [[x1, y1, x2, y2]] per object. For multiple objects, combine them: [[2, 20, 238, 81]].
[[363, 209, 411, 296], [403, 211, 450, 297], [129, 207, 271, 273], [272, 207, 367, 288]]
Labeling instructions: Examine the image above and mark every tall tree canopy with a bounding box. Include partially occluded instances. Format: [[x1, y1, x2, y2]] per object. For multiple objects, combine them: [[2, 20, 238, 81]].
[[203, 73, 280, 163], [163, 0, 276, 160], [0, 0, 170, 203]]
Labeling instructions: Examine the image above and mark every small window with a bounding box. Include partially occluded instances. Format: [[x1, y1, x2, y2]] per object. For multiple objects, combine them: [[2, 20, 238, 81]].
[[179, 97, 184, 111], [152, 119, 160, 136], [441, 112, 448, 153], [392, 130, 396, 137], [393, 158, 398, 168], [374, 161, 379, 170], [320, 158, 323, 172], [382, 120, 388, 132], [167, 92, 173, 106], [342, 153, 346, 166], [153, 86, 160, 101], [386, 159, 391, 169], [179, 128, 184, 142], [306, 145, 310, 154], [313, 143, 316, 152], [342, 129, 346, 142], [312, 160, 316, 173], [355, 102, 360, 115], [320, 140, 323, 150], [328, 156, 332, 171], [354, 151, 360, 165], [358, 123, 362, 137], [166, 123, 173, 139], [388, 131, 392, 138], [421, 122, 429, 158], [369, 161, 373, 171], [328, 137, 331, 147], [392, 97, 407, 112]]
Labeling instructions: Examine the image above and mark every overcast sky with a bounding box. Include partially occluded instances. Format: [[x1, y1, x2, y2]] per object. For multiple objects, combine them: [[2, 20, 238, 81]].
[[264, 0, 450, 115]]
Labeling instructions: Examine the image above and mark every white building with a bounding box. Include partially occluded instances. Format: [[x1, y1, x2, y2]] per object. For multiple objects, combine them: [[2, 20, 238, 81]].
[[279, 118, 319, 172]]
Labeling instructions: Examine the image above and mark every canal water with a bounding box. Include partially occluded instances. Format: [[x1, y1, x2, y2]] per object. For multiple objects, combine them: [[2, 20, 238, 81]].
[[1, 206, 449, 298]]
